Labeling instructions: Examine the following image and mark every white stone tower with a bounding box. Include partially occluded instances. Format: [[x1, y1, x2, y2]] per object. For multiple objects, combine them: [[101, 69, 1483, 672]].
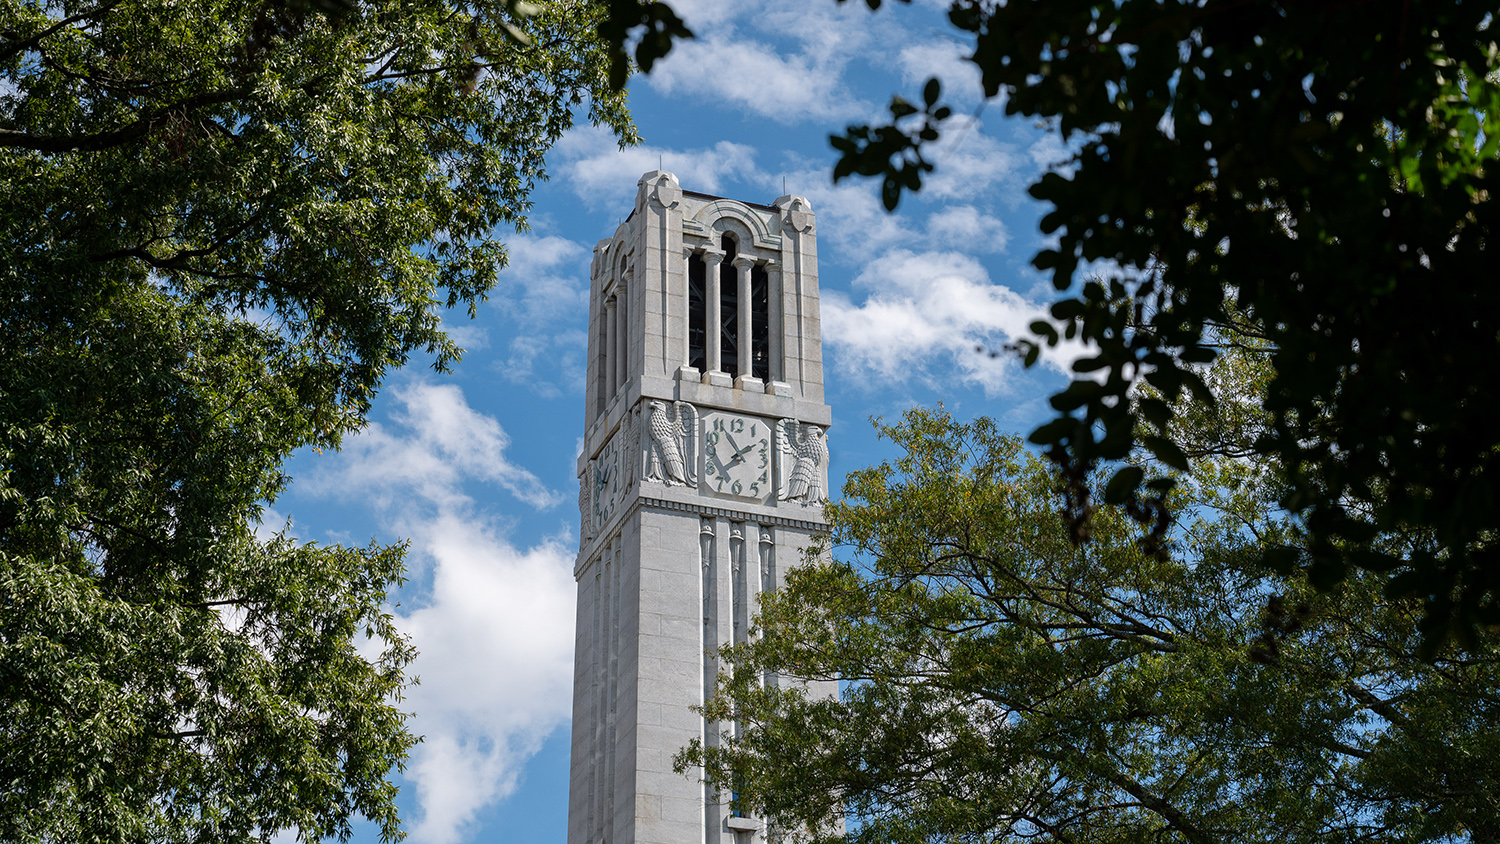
[[569, 171, 835, 844]]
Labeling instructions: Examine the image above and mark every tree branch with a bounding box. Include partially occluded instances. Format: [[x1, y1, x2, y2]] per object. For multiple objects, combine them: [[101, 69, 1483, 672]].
[[0, 87, 248, 153], [0, 0, 128, 65]]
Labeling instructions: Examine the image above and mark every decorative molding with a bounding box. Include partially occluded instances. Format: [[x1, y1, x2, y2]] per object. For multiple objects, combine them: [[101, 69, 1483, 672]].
[[691, 199, 783, 250], [775, 194, 815, 235], [637, 495, 827, 534], [642, 170, 681, 209]]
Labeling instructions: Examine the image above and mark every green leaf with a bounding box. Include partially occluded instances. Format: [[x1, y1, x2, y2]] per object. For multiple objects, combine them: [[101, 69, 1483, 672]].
[[1103, 465, 1145, 503], [1141, 435, 1189, 472]]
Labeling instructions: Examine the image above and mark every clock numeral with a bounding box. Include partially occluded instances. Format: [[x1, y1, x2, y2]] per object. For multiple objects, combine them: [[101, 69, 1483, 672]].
[[750, 481, 760, 495], [732, 480, 743, 495]]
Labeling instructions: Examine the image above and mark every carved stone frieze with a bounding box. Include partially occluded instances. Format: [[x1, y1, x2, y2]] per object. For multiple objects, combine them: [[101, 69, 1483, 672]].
[[777, 418, 827, 505], [645, 400, 698, 487]]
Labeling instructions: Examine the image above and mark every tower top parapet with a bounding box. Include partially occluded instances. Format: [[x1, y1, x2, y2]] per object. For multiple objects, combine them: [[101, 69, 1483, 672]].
[[581, 172, 829, 474]]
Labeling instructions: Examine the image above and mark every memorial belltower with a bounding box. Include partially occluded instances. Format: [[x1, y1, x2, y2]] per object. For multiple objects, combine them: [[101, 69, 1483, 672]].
[[569, 171, 835, 844]]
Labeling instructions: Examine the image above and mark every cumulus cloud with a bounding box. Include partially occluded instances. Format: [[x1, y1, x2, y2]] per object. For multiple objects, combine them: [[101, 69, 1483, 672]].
[[763, 161, 908, 258], [320, 383, 559, 511], [253, 506, 291, 542], [646, 37, 869, 124], [498, 328, 587, 399], [1027, 131, 1075, 176], [822, 249, 1080, 395], [552, 125, 762, 212], [644, 0, 877, 124], [399, 518, 575, 844], [922, 120, 1025, 202], [499, 234, 591, 324], [309, 381, 576, 844], [926, 205, 1009, 253], [897, 38, 984, 105]]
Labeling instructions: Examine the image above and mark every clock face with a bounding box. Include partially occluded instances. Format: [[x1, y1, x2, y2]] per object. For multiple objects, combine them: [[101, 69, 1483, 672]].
[[592, 435, 620, 526], [702, 412, 771, 498]]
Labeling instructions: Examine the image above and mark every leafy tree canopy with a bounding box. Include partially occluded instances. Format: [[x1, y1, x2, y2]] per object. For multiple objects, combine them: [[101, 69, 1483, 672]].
[[0, 0, 631, 840], [834, 0, 1500, 645], [681, 396, 1500, 844], [639, 0, 1500, 645]]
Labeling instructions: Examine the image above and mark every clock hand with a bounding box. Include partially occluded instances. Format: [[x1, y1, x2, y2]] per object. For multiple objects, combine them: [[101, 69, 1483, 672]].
[[709, 450, 733, 478]]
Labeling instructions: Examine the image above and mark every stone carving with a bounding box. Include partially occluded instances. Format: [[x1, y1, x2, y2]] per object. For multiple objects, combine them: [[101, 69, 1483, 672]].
[[624, 404, 642, 487], [646, 400, 698, 486], [777, 418, 827, 504], [578, 477, 594, 548], [644, 170, 681, 209], [777, 195, 814, 235]]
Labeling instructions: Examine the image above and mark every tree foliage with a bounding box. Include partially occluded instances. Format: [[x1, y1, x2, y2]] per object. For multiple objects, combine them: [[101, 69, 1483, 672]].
[[681, 400, 1500, 844], [825, 0, 1500, 644], [0, 0, 631, 840]]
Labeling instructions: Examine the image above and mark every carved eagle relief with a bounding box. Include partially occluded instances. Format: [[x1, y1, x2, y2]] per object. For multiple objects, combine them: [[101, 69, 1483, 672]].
[[646, 400, 698, 487], [777, 418, 827, 505]]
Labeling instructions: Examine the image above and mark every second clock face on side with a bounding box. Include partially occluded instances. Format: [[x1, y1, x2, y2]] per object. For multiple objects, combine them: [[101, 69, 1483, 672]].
[[702, 412, 771, 499]]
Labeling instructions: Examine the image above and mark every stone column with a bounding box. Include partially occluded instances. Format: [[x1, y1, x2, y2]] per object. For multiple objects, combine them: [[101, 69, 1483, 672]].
[[702, 249, 725, 374], [733, 255, 755, 383], [604, 296, 617, 400], [616, 280, 629, 391], [682, 247, 696, 367], [763, 260, 781, 386]]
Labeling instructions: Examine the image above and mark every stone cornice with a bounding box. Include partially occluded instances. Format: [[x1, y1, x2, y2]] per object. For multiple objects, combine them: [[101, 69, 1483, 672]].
[[575, 484, 829, 577]]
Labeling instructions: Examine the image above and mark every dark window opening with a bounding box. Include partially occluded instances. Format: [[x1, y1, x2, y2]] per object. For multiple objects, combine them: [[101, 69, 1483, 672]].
[[750, 264, 770, 381], [719, 233, 739, 378], [688, 253, 706, 371]]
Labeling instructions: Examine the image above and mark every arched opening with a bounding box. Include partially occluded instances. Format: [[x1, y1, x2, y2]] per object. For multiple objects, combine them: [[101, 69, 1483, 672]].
[[720, 233, 739, 378], [688, 252, 706, 371]]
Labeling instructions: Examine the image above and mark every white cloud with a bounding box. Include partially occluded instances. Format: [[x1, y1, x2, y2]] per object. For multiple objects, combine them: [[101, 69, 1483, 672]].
[[922, 121, 1025, 202], [926, 205, 1009, 253], [765, 161, 908, 257], [644, 0, 877, 125], [498, 328, 587, 399], [822, 249, 1079, 395], [439, 314, 490, 354], [553, 124, 762, 212], [254, 506, 291, 542], [647, 37, 869, 124], [1027, 131, 1075, 176], [499, 234, 591, 324], [400, 519, 575, 844], [310, 381, 577, 844], [319, 383, 559, 511], [897, 38, 984, 105]]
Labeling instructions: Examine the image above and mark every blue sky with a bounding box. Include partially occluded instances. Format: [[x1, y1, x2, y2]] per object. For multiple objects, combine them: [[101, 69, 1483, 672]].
[[270, 2, 1081, 841]]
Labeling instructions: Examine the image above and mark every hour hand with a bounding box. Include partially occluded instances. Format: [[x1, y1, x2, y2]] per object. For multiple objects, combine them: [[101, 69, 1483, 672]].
[[725, 435, 756, 466], [709, 450, 733, 477]]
